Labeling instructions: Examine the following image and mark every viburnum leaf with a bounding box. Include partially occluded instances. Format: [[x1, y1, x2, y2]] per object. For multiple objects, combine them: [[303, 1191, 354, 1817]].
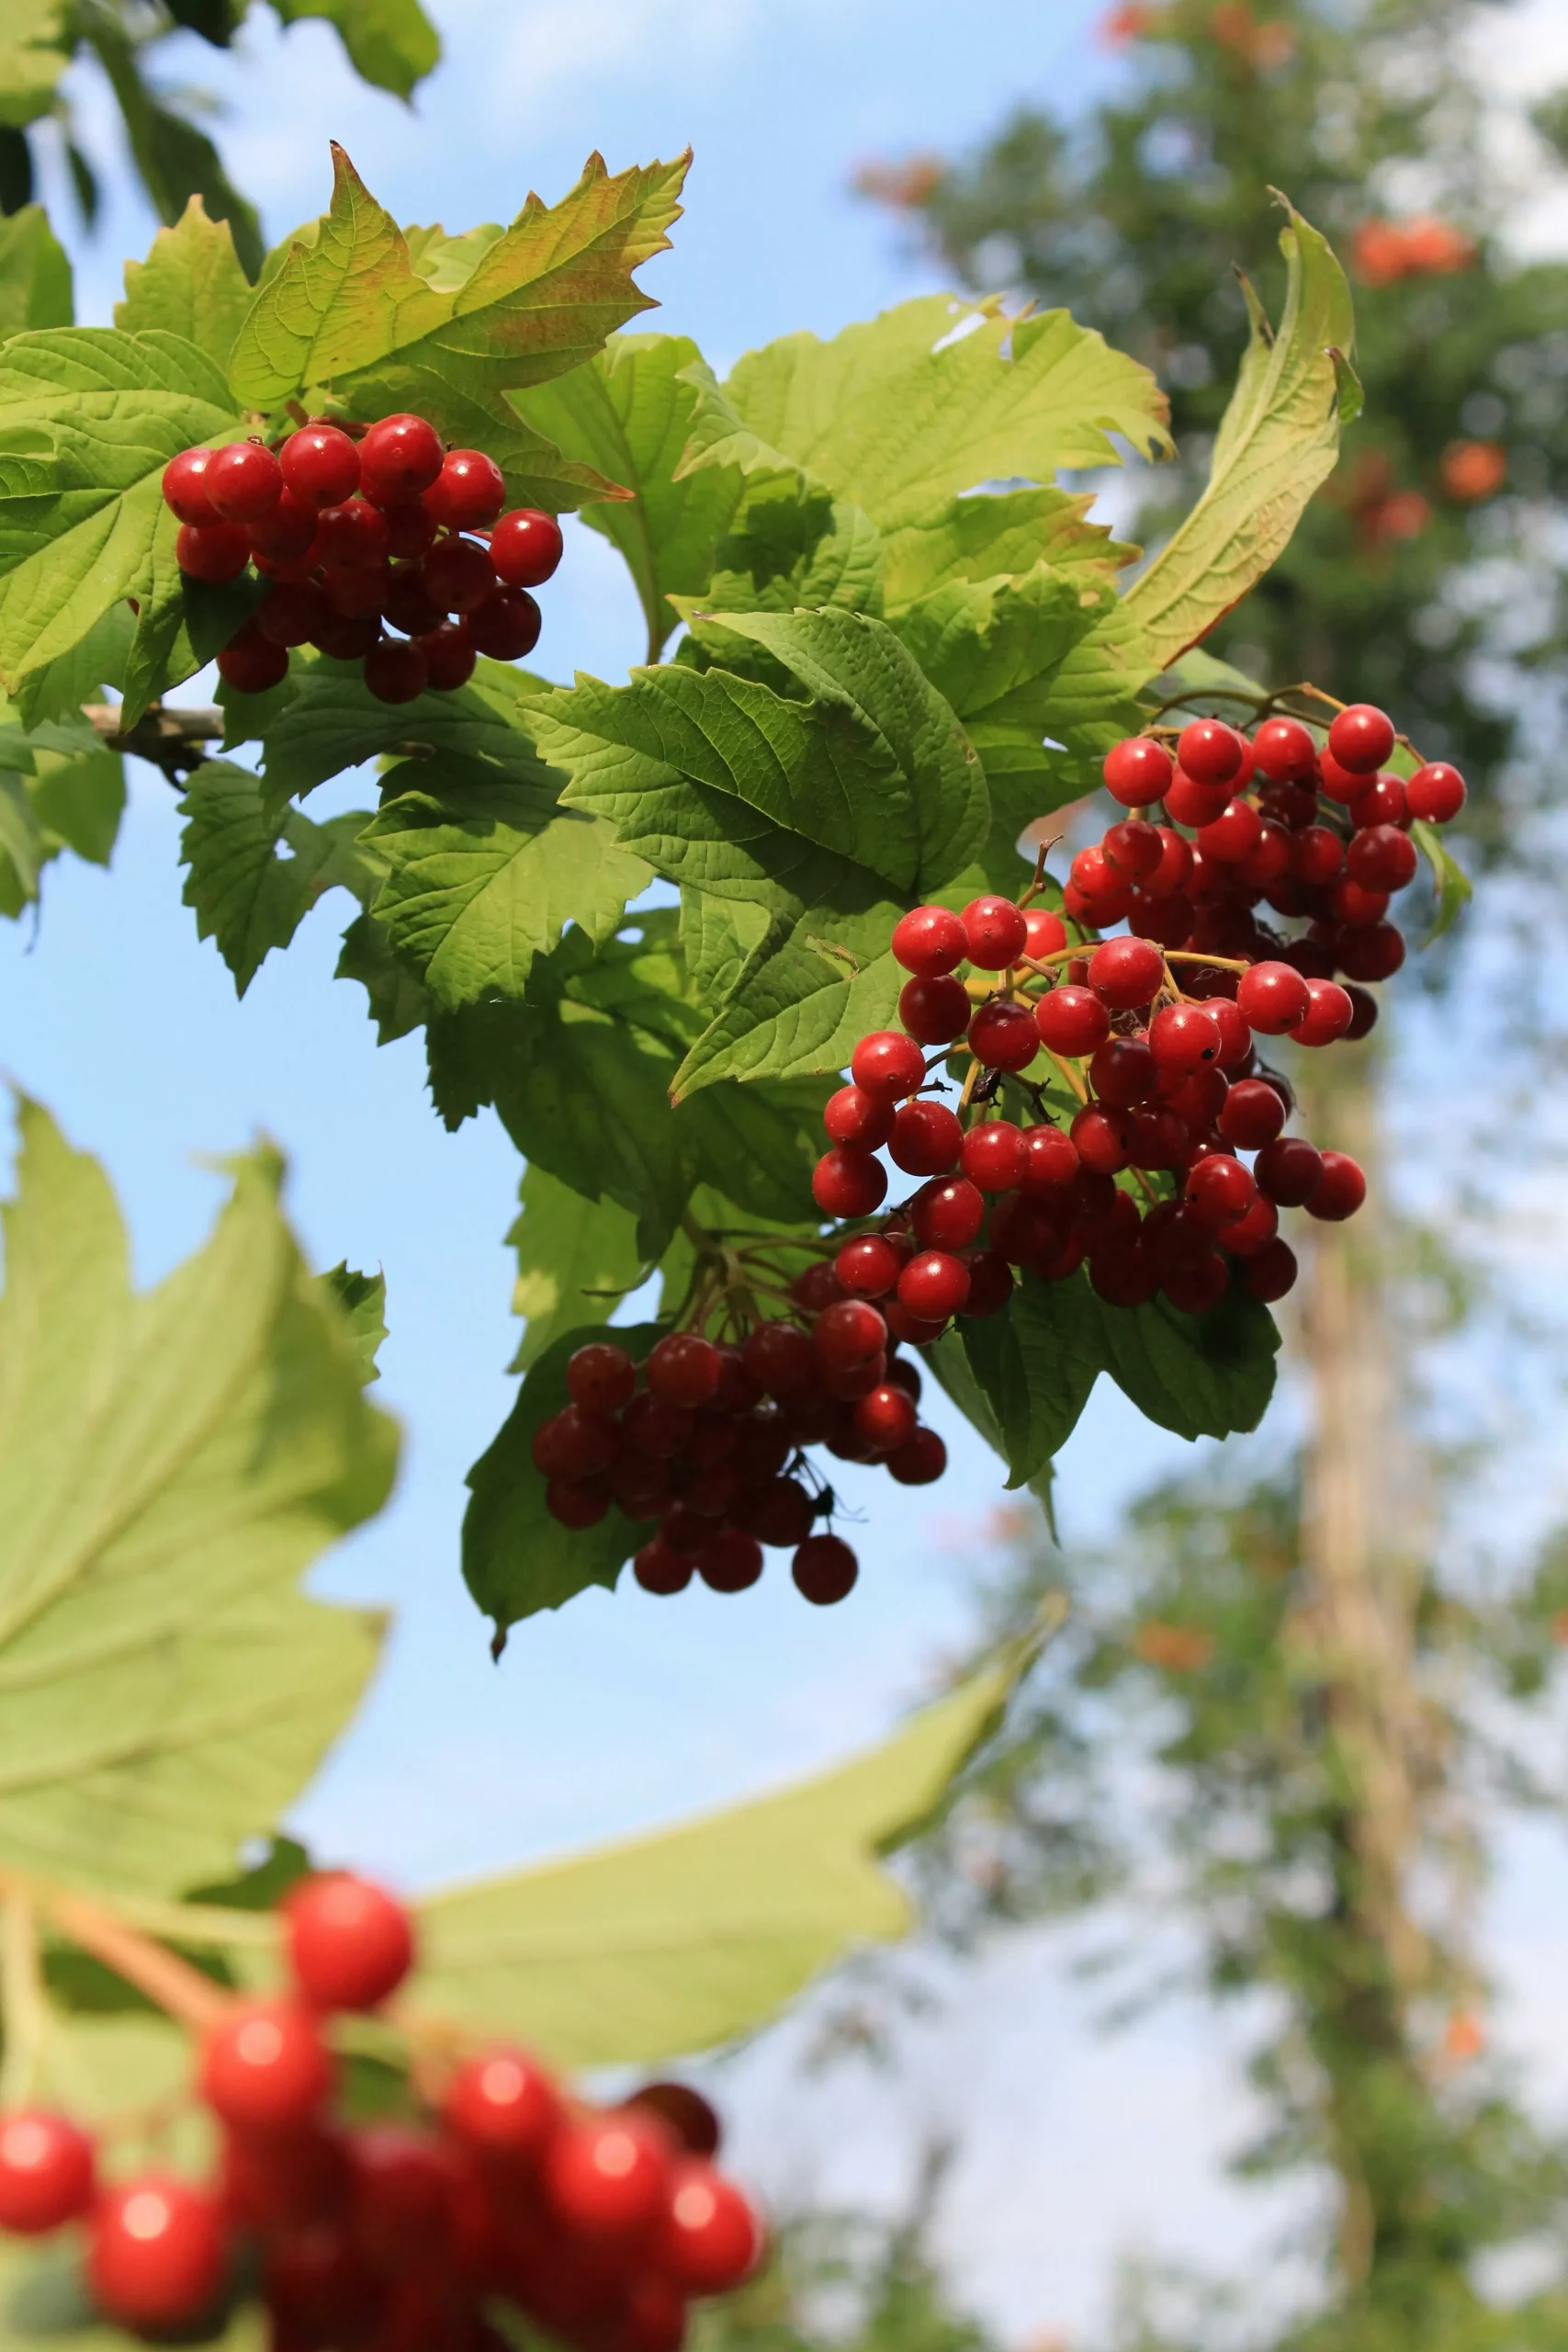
[[8, 605, 132, 730], [506, 1167, 646, 1374], [0, 1099, 396, 1898], [0, 703, 125, 915], [514, 334, 744, 660], [271, 0, 440, 101], [1118, 196, 1359, 669], [678, 887, 770, 1004], [676, 294, 1171, 535], [0, 0, 66, 131], [0, 207, 73, 338], [320, 1264, 389, 1385], [668, 478, 884, 652], [115, 198, 254, 371], [362, 763, 651, 1009], [179, 762, 380, 996], [336, 910, 433, 1045], [413, 1632, 1043, 2064], [881, 483, 1139, 614], [943, 1277, 1105, 1487], [229, 143, 689, 445], [254, 657, 550, 798]]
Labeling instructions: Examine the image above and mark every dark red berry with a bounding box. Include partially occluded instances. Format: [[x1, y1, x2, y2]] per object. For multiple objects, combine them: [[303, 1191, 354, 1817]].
[[358, 413, 445, 504], [698, 1530, 764, 1592], [851, 1031, 926, 1097], [743, 1477, 817, 1547], [325, 560, 392, 617], [175, 520, 251, 582], [546, 1476, 610, 1528], [898, 975, 971, 1044], [0, 2113, 96, 2234], [967, 999, 1039, 1070], [1343, 983, 1379, 1040], [364, 639, 428, 705], [469, 586, 542, 660], [1292, 825, 1344, 887], [792, 1533, 859, 1604], [812, 1147, 887, 1217], [427, 448, 507, 530], [1405, 762, 1465, 823], [281, 424, 360, 510], [1018, 1125, 1079, 1193], [1305, 1149, 1367, 1221], [897, 1249, 970, 1319], [634, 1539, 693, 1594], [1337, 922, 1405, 981], [1177, 719, 1244, 786], [812, 1299, 887, 1369], [835, 1235, 905, 1297], [217, 623, 289, 694], [532, 1404, 615, 1480], [1070, 1104, 1132, 1175], [1148, 1002, 1221, 1075], [824, 1084, 895, 1148], [1255, 1136, 1324, 1207], [1162, 1253, 1231, 1315], [1089, 1034, 1158, 1107], [741, 1321, 817, 1397], [1036, 984, 1111, 1057], [423, 536, 497, 615], [1103, 736, 1174, 807], [1088, 936, 1163, 1010], [257, 581, 329, 648], [1218, 1078, 1285, 1149], [792, 1261, 847, 1313], [854, 1382, 918, 1453], [1185, 1154, 1256, 1232], [418, 619, 477, 692], [1346, 823, 1418, 893], [1244, 1238, 1298, 1301], [1220, 1193, 1280, 1257], [285, 1875, 413, 2014], [910, 1177, 985, 1250], [566, 1341, 637, 1414], [490, 507, 565, 589], [891, 904, 967, 976], [647, 1333, 722, 1409], [886, 1428, 946, 1485], [889, 1098, 963, 1175], [1327, 703, 1395, 775], [316, 499, 389, 571], [960, 1248, 1014, 1317], [960, 1120, 1025, 1191], [1289, 978, 1354, 1047]]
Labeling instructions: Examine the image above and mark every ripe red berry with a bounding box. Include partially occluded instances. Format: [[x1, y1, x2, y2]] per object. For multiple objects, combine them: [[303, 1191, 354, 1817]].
[[90, 2178, 228, 2328], [418, 619, 478, 692], [247, 485, 318, 562], [1148, 1002, 1221, 1075], [358, 413, 445, 504], [898, 975, 971, 1044], [698, 1530, 764, 1591], [961, 1120, 1026, 1191], [1185, 1154, 1256, 1232], [490, 507, 565, 589], [886, 1427, 947, 1485], [1337, 922, 1406, 981], [0, 2112, 96, 2234], [835, 1235, 905, 1296], [423, 536, 497, 615], [967, 999, 1039, 1070], [217, 623, 289, 695], [891, 904, 967, 976], [255, 582, 326, 650], [1177, 719, 1244, 787], [349, 2126, 464, 2271], [1255, 1136, 1325, 1207], [1244, 1237, 1298, 1302], [285, 1875, 414, 2014], [1251, 716, 1316, 782], [1331, 878, 1389, 928], [1020, 908, 1065, 960], [741, 1320, 817, 1397], [812, 1299, 888, 1371], [1069, 844, 1133, 917], [824, 1085, 895, 1148], [547, 1476, 611, 1529], [566, 1341, 637, 1414], [1405, 762, 1466, 823], [1089, 1035, 1158, 1107], [634, 1539, 693, 1594], [1289, 978, 1354, 1047], [470, 586, 542, 660], [910, 1177, 984, 1250], [1019, 1125, 1079, 1193], [854, 1382, 919, 1453], [1220, 1192, 1280, 1257], [532, 1404, 615, 1480], [659, 2160, 762, 2294], [545, 2111, 673, 2239], [851, 1031, 926, 1097], [1194, 798, 1263, 866], [281, 424, 360, 509], [811, 1147, 887, 1217], [647, 1333, 722, 1409], [1235, 960, 1311, 1035], [314, 498, 389, 571], [380, 499, 437, 561], [1347, 823, 1418, 893], [364, 638, 429, 705], [444, 2046, 562, 2166], [1306, 1149, 1367, 1222], [1162, 1254, 1230, 1316], [1343, 983, 1379, 1040], [792, 1533, 859, 1604], [1218, 1078, 1285, 1149], [175, 521, 251, 582], [1070, 1103, 1132, 1174], [1036, 984, 1111, 1057], [163, 446, 220, 524], [1088, 935, 1163, 1010], [1327, 703, 1395, 775], [1165, 769, 1233, 828], [206, 440, 283, 524], [897, 1250, 970, 1319], [961, 895, 1029, 970], [427, 448, 508, 530], [1103, 736, 1174, 807], [1292, 825, 1344, 888], [890, 1098, 963, 1175], [1347, 774, 1408, 831], [201, 2000, 334, 2131], [1102, 819, 1164, 882]]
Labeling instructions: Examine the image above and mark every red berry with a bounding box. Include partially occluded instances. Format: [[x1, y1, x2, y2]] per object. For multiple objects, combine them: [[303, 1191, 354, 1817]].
[[658, 2160, 761, 2294], [1218, 1078, 1285, 1149], [898, 1249, 970, 1319], [1141, 827, 1193, 899], [1331, 878, 1389, 928], [1343, 983, 1379, 1040], [1346, 823, 1418, 894], [1161, 1253, 1230, 1315], [1292, 825, 1344, 887], [698, 1530, 764, 1591], [175, 520, 251, 582], [0, 2112, 96, 2234], [1019, 1125, 1079, 1193], [1148, 1002, 1221, 1075], [444, 2047, 562, 2166], [1255, 1136, 1324, 1207], [1089, 1035, 1158, 1107], [381, 499, 438, 560], [1088, 935, 1163, 1010], [1347, 774, 1408, 831], [1220, 1192, 1280, 1257], [1244, 1238, 1298, 1302], [889, 1098, 963, 1175], [1316, 746, 1364, 803], [1165, 769, 1233, 827], [358, 413, 445, 504], [364, 639, 428, 705], [1405, 762, 1465, 823], [813, 1298, 887, 1370], [491, 507, 565, 587], [1185, 1154, 1256, 1231], [545, 2111, 673, 2240], [201, 2000, 334, 2131], [423, 536, 497, 616], [1327, 703, 1395, 775], [960, 1248, 1014, 1317], [961, 1120, 1026, 1191], [967, 998, 1040, 1070], [741, 1321, 817, 1397], [1251, 716, 1316, 781], [1289, 978, 1354, 1047], [418, 619, 477, 692], [1101, 820, 1164, 883], [1235, 960, 1310, 1035], [1101, 736, 1172, 806], [217, 623, 289, 695], [835, 1235, 905, 1296], [470, 586, 542, 660], [898, 975, 972, 1044], [382, 560, 445, 637], [824, 1084, 895, 1148], [910, 1177, 984, 1250], [206, 440, 283, 524], [634, 1539, 693, 1594], [349, 2126, 464, 2271], [427, 448, 507, 530], [1195, 798, 1263, 865], [281, 424, 360, 510], [325, 560, 392, 617], [314, 498, 389, 571], [532, 1404, 615, 1479], [257, 582, 328, 649], [792, 1533, 859, 1604], [1070, 1103, 1132, 1174], [851, 1031, 926, 1097], [1069, 843, 1133, 917], [163, 446, 220, 524], [891, 904, 967, 976], [886, 1428, 946, 1485], [1035, 984, 1111, 1057], [854, 1382, 918, 1453], [566, 1341, 637, 1413], [1177, 719, 1244, 786], [812, 1147, 887, 1218], [1305, 1149, 1367, 1222], [961, 895, 1029, 970], [547, 1476, 610, 1528], [285, 1875, 414, 2013], [647, 1333, 722, 1409], [247, 486, 318, 562], [90, 2178, 228, 2328]]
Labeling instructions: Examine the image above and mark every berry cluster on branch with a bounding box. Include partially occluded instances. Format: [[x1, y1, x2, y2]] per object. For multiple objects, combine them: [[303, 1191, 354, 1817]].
[[0, 1872, 759, 2351], [162, 413, 564, 703]]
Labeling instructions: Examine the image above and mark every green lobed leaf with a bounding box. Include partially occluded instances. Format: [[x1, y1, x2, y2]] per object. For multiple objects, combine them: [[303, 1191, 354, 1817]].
[[414, 1634, 1043, 2065], [180, 762, 379, 996], [80, 14, 263, 278], [678, 886, 770, 1005], [1118, 197, 1359, 669], [880, 483, 1139, 614], [0, 207, 72, 337], [272, 0, 440, 100], [0, 1099, 397, 1898], [255, 659, 551, 799], [8, 605, 133, 729], [670, 475, 884, 646], [115, 197, 253, 371], [336, 909, 434, 1045], [320, 1264, 389, 1385], [506, 1167, 646, 1374], [949, 1273, 1105, 1487]]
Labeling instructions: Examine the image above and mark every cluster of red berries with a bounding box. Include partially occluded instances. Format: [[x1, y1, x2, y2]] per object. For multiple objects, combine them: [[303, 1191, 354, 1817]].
[[805, 702, 1464, 1321], [0, 1873, 759, 2352], [534, 1327, 949, 1608], [162, 413, 564, 704]]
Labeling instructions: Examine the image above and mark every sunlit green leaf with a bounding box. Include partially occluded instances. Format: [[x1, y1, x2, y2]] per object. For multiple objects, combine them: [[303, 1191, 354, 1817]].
[[0, 207, 73, 336], [506, 1167, 646, 1374], [116, 198, 253, 371]]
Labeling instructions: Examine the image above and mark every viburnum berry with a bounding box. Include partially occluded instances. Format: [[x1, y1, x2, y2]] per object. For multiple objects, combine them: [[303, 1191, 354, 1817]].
[[812, 1147, 887, 1217], [1102, 819, 1164, 881], [89, 2179, 229, 2329], [854, 1383, 918, 1453], [1237, 820, 1292, 890], [419, 619, 478, 692], [1306, 1149, 1367, 1222], [1405, 761, 1466, 823], [812, 1299, 887, 1370], [886, 1427, 946, 1485], [1252, 716, 1316, 781], [1347, 823, 1418, 893], [427, 448, 507, 530], [791, 1262, 846, 1313], [1292, 825, 1344, 887], [698, 1530, 765, 1592], [634, 1538, 693, 1595], [743, 1477, 817, 1546], [1222, 1193, 1280, 1257], [364, 638, 429, 705], [891, 903, 967, 976], [358, 413, 446, 504], [545, 2111, 673, 2240], [1195, 798, 1263, 865], [547, 1477, 609, 1528], [897, 1250, 970, 1319], [835, 1235, 905, 1297], [1327, 703, 1395, 774], [566, 1341, 637, 1414], [176, 521, 251, 582], [1019, 1124, 1078, 1193], [1088, 935, 1163, 1010], [1177, 718, 1244, 786], [898, 975, 971, 1043], [792, 1533, 860, 1604], [1235, 959, 1310, 1035], [741, 1320, 817, 1397], [1185, 1154, 1256, 1232], [1347, 774, 1408, 831], [443, 2047, 562, 2167], [217, 623, 290, 695], [1244, 1237, 1299, 1302], [1036, 984, 1111, 1057], [315, 499, 389, 571], [488, 508, 565, 590], [349, 2125, 464, 2270], [0, 2112, 96, 2234], [852, 1030, 926, 1097], [201, 2000, 334, 2131], [1218, 1078, 1285, 1149], [281, 424, 360, 509], [1162, 1254, 1230, 1316], [910, 1177, 985, 1250], [967, 999, 1039, 1070], [1103, 736, 1174, 806], [1331, 877, 1389, 928], [285, 1873, 414, 2013], [532, 1404, 615, 1481], [659, 2161, 762, 2294], [423, 536, 497, 615], [1343, 983, 1380, 1040], [890, 1098, 963, 1175], [1165, 769, 1233, 828], [960, 1120, 1026, 1191], [470, 586, 542, 660], [257, 582, 329, 649], [163, 446, 220, 524], [647, 1333, 722, 1409], [1337, 922, 1406, 981], [207, 440, 283, 524], [1089, 1034, 1157, 1107], [1255, 1136, 1325, 1207], [1290, 978, 1355, 1047], [824, 1084, 895, 1148], [961, 895, 1029, 970], [1148, 1002, 1221, 1075], [1070, 1103, 1132, 1175], [1022, 906, 1067, 957]]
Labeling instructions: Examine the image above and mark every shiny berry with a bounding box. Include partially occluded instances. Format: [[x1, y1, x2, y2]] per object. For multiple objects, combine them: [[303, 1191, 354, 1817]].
[[444, 2047, 562, 2166], [659, 2161, 762, 2294], [1177, 719, 1244, 786], [1292, 825, 1344, 887], [699, 1530, 764, 1591], [1347, 824, 1418, 893], [217, 624, 289, 695], [490, 507, 565, 589], [248, 486, 318, 561], [811, 1147, 887, 1217], [854, 1382, 918, 1453], [1089, 1035, 1157, 1107], [427, 448, 507, 530], [206, 440, 283, 524], [1251, 716, 1315, 781], [1070, 1103, 1132, 1174], [898, 975, 971, 1043], [1022, 906, 1067, 958], [201, 2000, 334, 2131], [532, 1404, 615, 1480], [175, 521, 251, 582], [1195, 798, 1263, 865], [1088, 935, 1163, 1010], [546, 2112, 673, 2239], [163, 446, 220, 524], [1244, 1238, 1298, 1302], [1306, 1149, 1367, 1222], [1103, 736, 1173, 806], [851, 1031, 926, 1097], [890, 1098, 963, 1175], [281, 424, 360, 509], [886, 1428, 946, 1485], [1327, 704, 1395, 775], [910, 1177, 985, 1250], [567, 1341, 637, 1414], [891, 904, 967, 976], [1405, 762, 1465, 823], [824, 1085, 895, 1148], [315, 498, 389, 571], [419, 619, 477, 692], [1102, 820, 1164, 881], [1218, 1078, 1285, 1149], [285, 1875, 414, 2013], [812, 1299, 887, 1368], [835, 1235, 905, 1296], [364, 639, 428, 705], [967, 999, 1039, 1070], [793, 1534, 859, 1604], [89, 2178, 228, 2329], [1347, 775, 1408, 831], [960, 1120, 1025, 1191], [1185, 1154, 1256, 1231], [1148, 1002, 1221, 1075], [358, 413, 445, 503], [898, 1249, 970, 1319], [1035, 984, 1110, 1057], [1235, 960, 1310, 1035], [0, 2113, 96, 2234], [961, 896, 1029, 970], [423, 536, 497, 615], [1289, 978, 1354, 1047], [469, 586, 542, 660], [1019, 1125, 1079, 1192], [1165, 770, 1232, 828], [647, 1333, 722, 1409], [742, 1320, 817, 1397], [1255, 1136, 1324, 1207], [635, 1539, 693, 1594]]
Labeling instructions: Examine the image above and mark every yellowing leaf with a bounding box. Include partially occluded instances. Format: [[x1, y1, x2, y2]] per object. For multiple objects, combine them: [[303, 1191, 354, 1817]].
[[413, 1637, 1044, 2066], [0, 1100, 397, 1900]]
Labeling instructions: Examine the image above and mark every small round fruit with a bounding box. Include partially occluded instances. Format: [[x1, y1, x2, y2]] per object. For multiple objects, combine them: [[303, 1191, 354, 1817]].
[[315, 498, 389, 571], [910, 1176, 985, 1250], [698, 1530, 764, 1592], [835, 1235, 905, 1297], [1102, 820, 1164, 882], [1347, 774, 1408, 831], [853, 1382, 918, 1453], [285, 1874, 415, 2013], [1235, 959, 1310, 1035], [886, 1427, 946, 1485], [1103, 736, 1174, 807], [852, 1030, 926, 1097], [812, 1299, 887, 1369], [1255, 1136, 1325, 1208], [567, 1341, 637, 1414], [898, 975, 972, 1044], [257, 582, 329, 650], [547, 1477, 610, 1528], [1035, 984, 1111, 1057], [892, 903, 967, 976], [444, 2046, 561, 2166], [1405, 762, 1466, 823], [383, 499, 438, 560], [358, 413, 445, 504], [545, 2110, 674, 2240], [0, 2113, 96, 2234], [967, 999, 1040, 1070], [961, 895, 1029, 970], [491, 507, 565, 587], [1244, 1237, 1299, 1302], [634, 1539, 694, 1595], [532, 1404, 615, 1480], [1089, 1035, 1157, 1108], [1347, 823, 1418, 894], [1185, 1154, 1256, 1232], [427, 448, 507, 530], [647, 1333, 722, 1409], [175, 521, 251, 582], [890, 1098, 963, 1176], [281, 424, 360, 510], [792, 1534, 859, 1605], [1337, 922, 1406, 982], [89, 2179, 228, 2329], [824, 1084, 895, 1148], [1289, 978, 1354, 1047], [1148, 1002, 1221, 1075], [206, 440, 283, 524], [659, 2161, 762, 2295], [423, 536, 498, 615], [1195, 798, 1263, 865], [1087, 935, 1163, 1010], [1218, 1078, 1285, 1150], [742, 1320, 818, 1397], [1327, 703, 1395, 775], [1251, 716, 1315, 782], [960, 1248, 1014, 1317], [1177, 718, 1244, 786], [960, 1120, 1025, 1192], [162, 446, 219, 525], [418, 618, 477, 692], [364, 639, 429, 705], [811, 1147, 887, 1218], [201, 2000, 334, 2130], [248, 487, 319, 562], [1019, 1125, 1079, 1193], [897, 1249, 970, 1320], [1022, 906, 1067, 958], [469, 586, 541, 661], [626, 2084, 721, 2159], [1305, 1149, 1367, 1222], [217, 624, 289, 695], [1070, 1103, 1132, 1175]]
